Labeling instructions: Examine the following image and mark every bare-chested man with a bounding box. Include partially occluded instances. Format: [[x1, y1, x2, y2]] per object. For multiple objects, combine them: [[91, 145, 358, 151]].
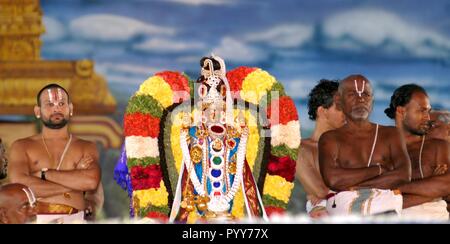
[[429, 110, 450, 142], [429, 110, 450, 211], [297, 80, 345, 218], [319, 75, 411, 216], [8, 84, 101, 223], [0, 183, 37, 224], [0, 138, 7, 180], [385, 84, 450, 220]]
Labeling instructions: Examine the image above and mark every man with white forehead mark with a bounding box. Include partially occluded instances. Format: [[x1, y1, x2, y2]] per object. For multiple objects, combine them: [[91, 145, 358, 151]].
[[319, 74, 411, 216], [0, 183, 37, 224], [8, 84, 101, 223]]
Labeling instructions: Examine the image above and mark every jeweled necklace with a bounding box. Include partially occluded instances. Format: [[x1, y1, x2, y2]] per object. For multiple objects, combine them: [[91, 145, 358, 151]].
[[180, 127, 248, 205]]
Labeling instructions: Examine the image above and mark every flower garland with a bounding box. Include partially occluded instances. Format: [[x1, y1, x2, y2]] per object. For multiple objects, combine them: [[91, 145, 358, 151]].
[[226, 67, 300, 217], [115, 66, 300, 221], [116, 71, 191, 221]]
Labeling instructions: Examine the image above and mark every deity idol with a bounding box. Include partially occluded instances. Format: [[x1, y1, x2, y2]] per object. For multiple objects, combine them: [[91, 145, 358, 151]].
[[115, 54, 300, 223], [169, 56, 267, 222]]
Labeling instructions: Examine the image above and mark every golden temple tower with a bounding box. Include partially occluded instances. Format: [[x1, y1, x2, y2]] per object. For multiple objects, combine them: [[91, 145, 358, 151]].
[[0, 0, 44, 61]]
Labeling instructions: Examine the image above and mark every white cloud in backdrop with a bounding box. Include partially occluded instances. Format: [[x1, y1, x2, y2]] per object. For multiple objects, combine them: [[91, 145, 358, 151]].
[[322, 8, 450, 59], [244, 24, 314, 48], [69, 14, 176, 42]]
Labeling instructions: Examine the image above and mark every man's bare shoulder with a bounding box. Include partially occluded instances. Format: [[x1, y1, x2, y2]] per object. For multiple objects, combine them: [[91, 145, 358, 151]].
[[301, 138, 317, 148], [72, 136, 97, 149], [319, 128, 338, 141], [318, 129, 339, 145], [10, 135, 40, 149], [300, 138, 317, 155], [427, 138, 449, 150], [378, 125, 401, 138]]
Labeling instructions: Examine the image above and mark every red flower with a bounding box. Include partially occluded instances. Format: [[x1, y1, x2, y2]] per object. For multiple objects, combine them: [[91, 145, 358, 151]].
[[226, 67, 257, 94], [267, 155, 296, 182], [146, 211, 169, 222], [124, 113, 160, 138], [265, 206, 285, 217], [267, 96, 298, 126], [131, 165, 163, 190], [156, 71, 190, 103]]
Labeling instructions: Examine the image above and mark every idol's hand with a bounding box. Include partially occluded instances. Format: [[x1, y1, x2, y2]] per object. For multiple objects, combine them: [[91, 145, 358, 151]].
[[76, 155, 94, 170], [433, 164, 448, 176]]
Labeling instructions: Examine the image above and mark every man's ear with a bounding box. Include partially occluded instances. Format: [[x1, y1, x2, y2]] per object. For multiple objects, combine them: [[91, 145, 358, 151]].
[[334, 94, 342, 111], [396, 106, 406, 119], [69, 103, 74, 116], [317, 106, 326, 120], [0, 207, 9, 224], [34, 105, 41, 119]]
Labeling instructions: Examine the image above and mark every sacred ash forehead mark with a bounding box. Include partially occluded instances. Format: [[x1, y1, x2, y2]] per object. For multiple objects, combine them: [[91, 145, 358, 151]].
[[21, 187, 36, 207], [46, 88, 65, 103], [354, 79, 366, 97]]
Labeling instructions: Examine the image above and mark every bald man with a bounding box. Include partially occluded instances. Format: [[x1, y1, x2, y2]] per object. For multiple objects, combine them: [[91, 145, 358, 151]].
[[429, 110, 450, 142], [0, 183, 37, 224], [319, 74, 411, 216], [429, 110, 450, 213]]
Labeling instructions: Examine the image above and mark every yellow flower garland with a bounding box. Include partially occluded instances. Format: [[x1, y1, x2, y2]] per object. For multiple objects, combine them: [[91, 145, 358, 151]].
[[263, 175, 294, 204], [232, 109, 259, 170], [133, 181, 169, 208], [137, 76, 174, 108], [187, 210, 200, 224], [240, 69, 276, 104], [231, 187, 245, 218], [170, 112, 185, 172]]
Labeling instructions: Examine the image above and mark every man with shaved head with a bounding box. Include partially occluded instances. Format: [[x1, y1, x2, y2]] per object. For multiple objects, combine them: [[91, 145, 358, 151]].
[[319, 74, 411, 216], [429, 110, 450, 143], [428, 110, 450, 212], [0, 183, 37, 224], [8, 84, 101, 223]]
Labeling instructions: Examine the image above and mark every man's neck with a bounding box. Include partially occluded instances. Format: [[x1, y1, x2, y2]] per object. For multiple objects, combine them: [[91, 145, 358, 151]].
[[403, 130, 424, 145], [310, 119, 334, 142], [395, 119, 423, 145], [41, 126, 70, 139], [345, 118, 372, 131]]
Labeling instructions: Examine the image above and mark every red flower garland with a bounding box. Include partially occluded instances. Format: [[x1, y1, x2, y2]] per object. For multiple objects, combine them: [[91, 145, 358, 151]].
[[265, 206, 285, 217], [124, 113, 160, 138], [131, 165, 163, 190], [226, 67, 257, 93], [146, 211, 169, 222], [267, 96, 298, 126], [267, 155, 296, 182], [156, 71, 190, 103]]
